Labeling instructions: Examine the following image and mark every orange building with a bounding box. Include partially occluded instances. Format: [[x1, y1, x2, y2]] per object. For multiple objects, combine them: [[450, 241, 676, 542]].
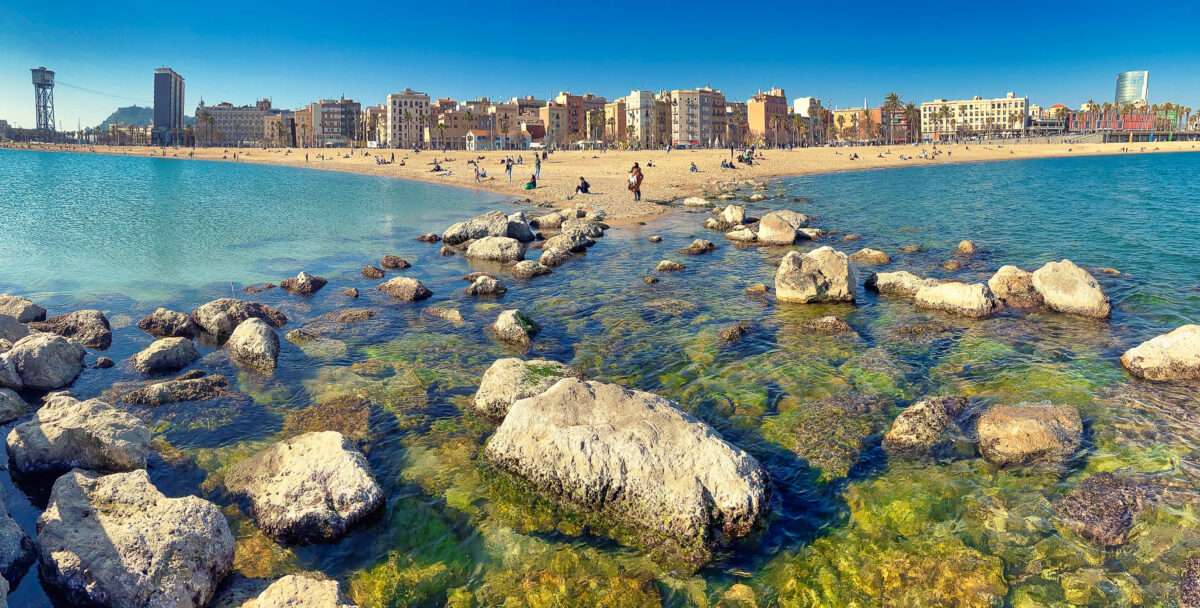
[[747, 87, 789, 145]]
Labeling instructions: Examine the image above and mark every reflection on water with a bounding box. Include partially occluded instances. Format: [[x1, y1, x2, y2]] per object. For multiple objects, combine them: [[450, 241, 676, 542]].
[[2, 150, 1200, 607]]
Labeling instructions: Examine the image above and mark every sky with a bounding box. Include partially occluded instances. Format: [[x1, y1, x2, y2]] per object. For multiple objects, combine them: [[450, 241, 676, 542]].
[[2, 0, 1199, 129]]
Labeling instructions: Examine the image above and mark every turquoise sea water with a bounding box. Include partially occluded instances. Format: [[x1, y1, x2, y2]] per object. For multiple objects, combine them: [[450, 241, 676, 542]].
[[1, 148, 1199, 607]]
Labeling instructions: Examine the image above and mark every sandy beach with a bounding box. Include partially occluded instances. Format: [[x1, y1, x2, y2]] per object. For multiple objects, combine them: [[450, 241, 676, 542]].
[[7, 140, 1198, 223]]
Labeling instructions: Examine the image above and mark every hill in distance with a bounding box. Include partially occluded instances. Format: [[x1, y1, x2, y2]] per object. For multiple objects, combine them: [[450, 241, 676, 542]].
[[96, 105, 195, 129]]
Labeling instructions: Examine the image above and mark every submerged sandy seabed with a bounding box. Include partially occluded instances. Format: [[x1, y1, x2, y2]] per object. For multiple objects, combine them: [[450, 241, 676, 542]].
[[8, 139, 1199, 223]]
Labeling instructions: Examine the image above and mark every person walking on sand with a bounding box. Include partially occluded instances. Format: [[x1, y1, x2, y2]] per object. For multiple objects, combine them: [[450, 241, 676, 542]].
[[534, 154, 541, 179], [628, 163, 643, 202], [506, 157, 514, 182]]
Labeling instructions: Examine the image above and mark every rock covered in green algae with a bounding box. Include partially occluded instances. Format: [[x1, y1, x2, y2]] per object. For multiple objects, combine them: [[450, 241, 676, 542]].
[[763, 391, 896, 483], [484, 378, 768, 563], [473, 358, 586, 419], [1053, 473, 1160, 548], [883, 396, 969, 456]]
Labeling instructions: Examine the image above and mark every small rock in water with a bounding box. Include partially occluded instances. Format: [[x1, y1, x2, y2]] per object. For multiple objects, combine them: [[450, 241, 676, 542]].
[[343, 287, 359, 298], [131, 337, 200, 374], [462, 271, 495, 282], [643, 276, 659, 284], [280, 271, 327, 296], [415, 233, 441, 243], [474, 358, 587, 419], [941, 259, 963, 271], [191, 298, 287, 340], [883, 396, 968, 456], [774, 247, 857, 303], [956, 240, 978, 255], [848, 248, 891, 266], [136, 307, 198, 338], [0, 294, 46, 323], [29, 309, 112, 349], [224, 431, 383, 542], [719, 322, 752, 344], [422, 307, 465, 326], [0, 388, 27, 424], [248, 575, 358, 608], [899, 245, 924, 253], [914, 282, 1000, 318], [376, 277, 432, 301], [656, 260, 686, 272], [242, 282, 276, 294], [745, 283, 768, 294], [489, 309, 540, 345], [227, 318, 280, 372], [841, 234, 861, 241], [799, 315, 855, 334], [439, 245, 455, 256], [381, 254, 411, 269], [1095, 266, 1121, 276], [538, 250, 572, 267], [117, 372, 234, 406], [1121, 324, 1200, 381], [1031, 259, 1111, 318], [681, 239, 717, 255], [648, 235, 663, 242], [465, 275, 507, 297], [975, 401, 1082, 466], [5, 333, 86, 390], [94, 356, 115, 369], [361, 266, 384, 279], [988, 265, 1043, 308], [511, 260, 551, 279]]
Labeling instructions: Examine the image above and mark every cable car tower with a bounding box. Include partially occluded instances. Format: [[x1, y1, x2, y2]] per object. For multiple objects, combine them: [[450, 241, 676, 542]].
[[32, 67, 56, 132]]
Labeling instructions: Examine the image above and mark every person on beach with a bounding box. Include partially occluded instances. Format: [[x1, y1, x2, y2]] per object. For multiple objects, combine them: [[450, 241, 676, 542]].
[[474, 164, 480, 182], [505, 157, 513, 182], [525, 174, 537, 190], [628, 163, 643, 202], [575, 177, 590, 194], [534, 154, 541, 179]]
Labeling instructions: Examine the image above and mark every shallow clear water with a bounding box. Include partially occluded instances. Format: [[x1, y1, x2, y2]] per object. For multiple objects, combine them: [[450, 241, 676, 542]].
[[2, 149, 1199, 607]]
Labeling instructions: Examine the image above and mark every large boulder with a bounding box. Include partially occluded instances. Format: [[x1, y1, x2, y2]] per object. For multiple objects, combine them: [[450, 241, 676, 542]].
[[132, 337, 200, 374], [38, 469, 234, 608], [250, 575, 360, 608], [485, 379, 768, 549], [1031, 259, 1111, 318], [6, 333, 85, 390], [506, 215, 536, 242], [191, 299, 287, 340], [0, 355, 19, 390], [29, 309, 112, 349], [774, 247, 857, 303], [376, 277, 432, 301], [227, 318, 280, 372], [914, 282, 1000, 318], [225, 431, 383, 542], [0, 389, 25, 424], [987, 265, 1043, 308], [474, 358, 587, 418], [7, 394, 151, 475], [0, 486, 35, 587], [0, 315, 28, 343], [136, 308, 198, 338], [465, 236, 525, 262], [279, 271, 327, 296], [975, 401, 1082, 466], [0, 294, 45, 323], [531, 211, 567, 230], [542, 230, 594, 254], [560, 219, 604, 239], [720, 204, 746, 225], [883, 396, 968, 456], [489, 309, 540, 345], [1121, 325, 1200, 381], [442, 210, 509, 245], [757, 210, 809, 245], [864, 271, 941, 298]]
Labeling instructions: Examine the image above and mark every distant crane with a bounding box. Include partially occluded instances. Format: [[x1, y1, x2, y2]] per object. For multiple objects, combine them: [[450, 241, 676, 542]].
[[32, 67, 55, 132]]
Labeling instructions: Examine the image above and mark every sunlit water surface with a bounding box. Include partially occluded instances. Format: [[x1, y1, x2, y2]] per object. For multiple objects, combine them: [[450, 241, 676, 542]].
[[2, 148, 1200, 607]]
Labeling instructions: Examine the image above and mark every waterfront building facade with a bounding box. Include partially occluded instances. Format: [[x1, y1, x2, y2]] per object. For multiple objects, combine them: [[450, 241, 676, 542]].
[[604, 99, 626, 144], [308, 98, 361, 146], [1115, 71, 1149, 105], [539, 103, 567, 147], [919, 93, 1028, 139], [669, 86, 726, 146], [385, 89, 431, 148], [195, 98, 274, 147], [747, 87, 788, 145], [152, 67, 185, 146]]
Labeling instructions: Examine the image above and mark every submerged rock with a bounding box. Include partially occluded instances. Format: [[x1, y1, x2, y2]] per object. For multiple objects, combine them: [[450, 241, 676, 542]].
[[914, 282, 1000, 318], [466, 236, 525, 262], [422, 307, 465, 326], [681, 239, 716, 255], [1031, 259, 1111, 318], [6, 333, 85, 390], [225, 431, 383, 542], [443, 210, 509, 245], [883, 396, 968, 455], [131, 337, 200, 374], [380, 254, 410, 269], [799, 315, 855, 334], [489, 309, 540, 345], [376, 277, 432, 301], [774, 247, 857, 303], [484, 378, 768, 552], [849, 248, 891, 266], [279, 271, 327, 296], [227, 318, 280, 372], [29, 309, 112, 349], [118, 371, 234, 406], [987, 265, 1043, 308], [38, 469, 234, 608], [7, 393, 151, 475], [0, 294, 45, 323], [474, 358, 587, 418], [464, 275, 507, 297], [1053, 472, 1159, 548], [136, 307, 198, 338], [975, 401, 1082, 466], [771, 392, 894, 482], [191, 298, 287, 340], [719, 321, 752, 344], [1121, 325, 1200, 381]]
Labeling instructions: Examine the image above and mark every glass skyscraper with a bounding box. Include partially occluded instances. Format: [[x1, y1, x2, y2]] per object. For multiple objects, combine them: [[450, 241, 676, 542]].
[[1114, 71, 1149, 105]]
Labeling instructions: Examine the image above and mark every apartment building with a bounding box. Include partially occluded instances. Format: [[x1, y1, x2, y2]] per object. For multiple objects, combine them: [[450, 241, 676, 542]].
[[509, 95, 547, 116], [385, 88, 431, 148], [726, 101, 749, 146], [293, 107, 312, 147], [539, 103, 568, 147], [152, 67, 185, 145], [604, 99, 626, 142], [669, 86, 726, 146], [263, 111, 296, 147], [920, 92, 1028, 139], [308, 98, 361, 146], [747, 87, 788, 145], [195, 98, 274, 146]]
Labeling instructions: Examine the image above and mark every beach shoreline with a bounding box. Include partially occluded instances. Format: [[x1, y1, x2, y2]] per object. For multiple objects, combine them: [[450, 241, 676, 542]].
[[5, 140, 1198, 224]]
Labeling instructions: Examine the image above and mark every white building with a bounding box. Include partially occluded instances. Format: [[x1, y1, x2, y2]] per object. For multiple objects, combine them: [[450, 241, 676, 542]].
[[792, 96, 820, 117], [465, 129, 531, 151], [920, 92, 1028, 139], [385, 89, 431, 148]]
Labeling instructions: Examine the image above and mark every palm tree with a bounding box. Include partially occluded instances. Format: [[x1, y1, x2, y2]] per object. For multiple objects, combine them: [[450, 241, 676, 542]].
[[791, 115, 805, 148], [605, 116, 615, 145], [1008, 111, 1024, 135], [883, 92, 901, 144], [904, 102, 921, 143], [836, 115, 846, 140], [500, 119, 510, 150], [860, 110, 876, 143]]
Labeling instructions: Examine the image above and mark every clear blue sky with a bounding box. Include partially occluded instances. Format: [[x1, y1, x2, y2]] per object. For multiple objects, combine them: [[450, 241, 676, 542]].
[[2, 0, 1198, 129]]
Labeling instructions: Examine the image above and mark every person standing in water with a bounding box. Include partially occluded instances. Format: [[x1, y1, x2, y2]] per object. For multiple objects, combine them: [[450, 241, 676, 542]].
[[628, 163, 643, 202]]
